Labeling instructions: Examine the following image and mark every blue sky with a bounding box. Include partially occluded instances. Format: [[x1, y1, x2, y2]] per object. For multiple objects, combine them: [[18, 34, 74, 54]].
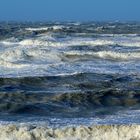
[[0, 0, 140, 21]]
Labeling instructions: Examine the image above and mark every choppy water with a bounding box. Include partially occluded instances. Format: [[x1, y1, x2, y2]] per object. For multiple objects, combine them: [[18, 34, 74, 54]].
[[1, 22, 140, 127]]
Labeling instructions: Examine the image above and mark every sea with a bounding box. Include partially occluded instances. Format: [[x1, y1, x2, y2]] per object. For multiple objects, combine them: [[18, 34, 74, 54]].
[[0, 21, 140, 128]]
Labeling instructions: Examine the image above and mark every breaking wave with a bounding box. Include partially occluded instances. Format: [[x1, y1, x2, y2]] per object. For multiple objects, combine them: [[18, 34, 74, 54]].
[[1, 33, 140, 77], [2, 34, 140, 48]]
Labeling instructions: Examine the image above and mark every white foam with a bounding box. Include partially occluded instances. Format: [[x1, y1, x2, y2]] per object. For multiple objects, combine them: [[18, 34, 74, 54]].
[[25, 27, 49, 31], [19, 39, 45, 46], [0, 123, 139, 140], [25, 25, 64, 32]]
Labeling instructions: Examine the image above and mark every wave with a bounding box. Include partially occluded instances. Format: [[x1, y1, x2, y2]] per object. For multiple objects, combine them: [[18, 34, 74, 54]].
[[1, 34, 140, 48], [17, 37, 140, 48], [19, 38, 56, 46], [0, 48, 62, 69], [64, 50, 140, 60], [0, 59, 28, 68], [0, 73, 139, 117], [0, 48, 139, 74], [0, 46, 140, 77], [0, 89, 138, 117]]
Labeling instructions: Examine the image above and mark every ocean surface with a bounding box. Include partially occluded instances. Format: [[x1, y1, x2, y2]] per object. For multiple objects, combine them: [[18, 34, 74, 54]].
[[0, 21, 140, 127]]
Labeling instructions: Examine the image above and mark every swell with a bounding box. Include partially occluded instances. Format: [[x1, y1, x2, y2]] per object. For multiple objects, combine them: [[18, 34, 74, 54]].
[[0, 90, 139, 116], [0, 73, 140, 117]]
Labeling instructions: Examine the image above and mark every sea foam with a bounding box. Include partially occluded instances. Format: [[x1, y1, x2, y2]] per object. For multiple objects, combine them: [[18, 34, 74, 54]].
[[0, 124, 139, 140]]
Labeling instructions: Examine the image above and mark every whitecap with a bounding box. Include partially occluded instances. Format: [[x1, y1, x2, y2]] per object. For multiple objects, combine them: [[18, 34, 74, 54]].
[[25, 25, 64, 32]]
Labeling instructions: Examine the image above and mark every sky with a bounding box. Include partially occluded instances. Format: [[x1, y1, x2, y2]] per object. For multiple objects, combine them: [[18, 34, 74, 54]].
[[0, 0, 140, 21]]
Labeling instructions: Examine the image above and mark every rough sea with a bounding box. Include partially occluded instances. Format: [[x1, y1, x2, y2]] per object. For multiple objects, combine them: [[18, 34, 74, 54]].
[[1, 21, 140, 128]]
